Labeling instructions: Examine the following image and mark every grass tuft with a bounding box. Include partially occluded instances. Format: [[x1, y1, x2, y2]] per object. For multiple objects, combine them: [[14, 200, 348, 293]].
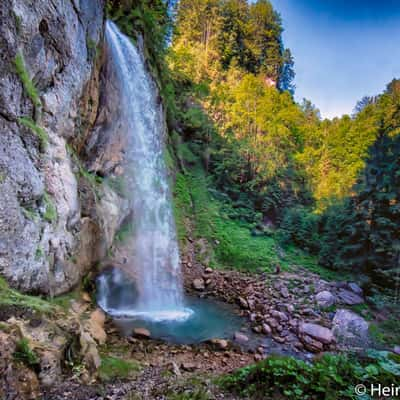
[[13, 338, 40, 367], [18, 117, 48, 150], [0, 276, 58, 315], [14, 52, 41, 107], [98, 356, 140, 382], [43, 192, 57, 223]]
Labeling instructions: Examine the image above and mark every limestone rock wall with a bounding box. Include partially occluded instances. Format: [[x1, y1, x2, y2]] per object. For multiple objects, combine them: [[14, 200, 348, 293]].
[[0, 0, 129, 295]]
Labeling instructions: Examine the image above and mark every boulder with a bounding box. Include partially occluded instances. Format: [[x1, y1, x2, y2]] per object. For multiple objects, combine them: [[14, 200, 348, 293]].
[[80, 330, 101, 372], [209, 339, 229, 350], [238, 296, 249, 309], [286, 304, 295, 313], [348, 282, 363, 295], [181, 362, 197, 371], [133, 327, 151, 339], [265, 318, 279, 329], [299, 322, 334, 345], [280, 287, 290, 298], [337, 289, 364, 305], [233, 332, 249, 343], [315, 290, 336, 308], [332, 309, 369, 345], [262, 323, 272, 335], [393, 346, 400, 356], [192, 278, 205, 291], [271, 310, 289, 322], [85, 308, 107, 345], [301, 334, 323, 353]]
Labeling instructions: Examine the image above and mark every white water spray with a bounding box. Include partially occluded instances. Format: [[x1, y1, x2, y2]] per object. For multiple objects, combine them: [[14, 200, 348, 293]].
[[98, 21, 192, 322]]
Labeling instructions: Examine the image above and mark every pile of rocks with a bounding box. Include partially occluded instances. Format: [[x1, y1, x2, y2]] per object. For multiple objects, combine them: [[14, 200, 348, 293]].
[[185, 262, 369, 353]]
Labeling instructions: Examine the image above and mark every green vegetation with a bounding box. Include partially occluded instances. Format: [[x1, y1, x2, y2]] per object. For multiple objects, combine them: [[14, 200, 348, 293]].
[[35, 247, 44, 261], [13, 338, 40, 367], [114, 220, 135, 244], [220, 352, 400, 400], [21, 206, 38, 221], [167, 389, 211, 400], [14, 52, 41, 107], [43, 192, 57, 223], [18, 117, 48, 150], [66, 143, 103, 197], [98, 356, 140, 382], [174, 163, 319, 273], [165, 0, 400, 289], [0, 276, 57, 315], [369, 316, 400, 347]]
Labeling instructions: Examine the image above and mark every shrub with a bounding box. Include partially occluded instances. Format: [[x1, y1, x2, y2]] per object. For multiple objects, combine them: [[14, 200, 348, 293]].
[[220, 352, 400, 400], [13, 338, 40, 367], [278, 206, 321, 253]]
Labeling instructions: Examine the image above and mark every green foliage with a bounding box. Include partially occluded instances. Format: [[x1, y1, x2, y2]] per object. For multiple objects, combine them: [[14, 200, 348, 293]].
[[369, 316, 400, 347], [167, 389, 211, 400], [115, 221, 135, 244], [18, 117, 48, 150], [13, 338, 40, 367], [318, 126, 400, 287], [174, 0, 291, 85], [278, 206, 321, 253], [86, 35, 99, 61], [13, 12, 22, 34], [176, 163, 318, 272], [66, 143, 103, 197], [173, 172, 192, 243], [43, 192, 57, 223], [35, 247, 44, 261], [98, 356, 140, 382], [14, 52, 41, 107], [220, 353, 400, 399], [0, 276, 58, 314], [22, 206, 38, 221]]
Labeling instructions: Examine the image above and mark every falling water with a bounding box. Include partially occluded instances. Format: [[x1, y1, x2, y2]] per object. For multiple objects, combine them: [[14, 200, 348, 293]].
[[99, 21, 191, 321]]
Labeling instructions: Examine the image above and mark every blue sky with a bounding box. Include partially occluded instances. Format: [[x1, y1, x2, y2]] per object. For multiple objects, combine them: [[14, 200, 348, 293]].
[[269, 0, 400, 119]]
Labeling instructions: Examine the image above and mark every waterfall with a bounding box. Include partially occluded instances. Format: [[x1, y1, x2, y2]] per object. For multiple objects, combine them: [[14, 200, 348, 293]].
[[99, 21, 191, 321]]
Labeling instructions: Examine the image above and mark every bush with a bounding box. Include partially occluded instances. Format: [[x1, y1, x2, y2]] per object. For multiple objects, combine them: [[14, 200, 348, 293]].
[[278, 206, 321, 253], [220, 352, 400, 400], [13, 338, 40, 367]]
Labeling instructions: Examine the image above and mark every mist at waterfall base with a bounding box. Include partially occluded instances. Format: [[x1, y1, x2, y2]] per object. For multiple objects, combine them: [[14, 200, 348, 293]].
[[96, 22, 241, 344]]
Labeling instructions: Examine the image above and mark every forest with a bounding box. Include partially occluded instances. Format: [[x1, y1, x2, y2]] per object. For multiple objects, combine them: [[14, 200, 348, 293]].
[[0, 0, 399, 399], [130, 0, 400, 291]]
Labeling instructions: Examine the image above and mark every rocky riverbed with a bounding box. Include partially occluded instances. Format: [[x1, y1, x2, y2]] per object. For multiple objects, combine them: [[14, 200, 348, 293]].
[[0, 258, 375, 400]]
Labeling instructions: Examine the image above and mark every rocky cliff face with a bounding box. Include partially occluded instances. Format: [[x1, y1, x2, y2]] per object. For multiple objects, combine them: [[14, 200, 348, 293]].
[[0, 0, 132, 295]]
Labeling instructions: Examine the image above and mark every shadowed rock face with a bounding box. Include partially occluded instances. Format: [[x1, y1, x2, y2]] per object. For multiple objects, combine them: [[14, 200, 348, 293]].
[[0, 0, 109, 294]]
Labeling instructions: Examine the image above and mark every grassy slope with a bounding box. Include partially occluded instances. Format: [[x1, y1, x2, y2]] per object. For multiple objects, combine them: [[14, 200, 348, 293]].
[[173, 161, 332, 277]]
